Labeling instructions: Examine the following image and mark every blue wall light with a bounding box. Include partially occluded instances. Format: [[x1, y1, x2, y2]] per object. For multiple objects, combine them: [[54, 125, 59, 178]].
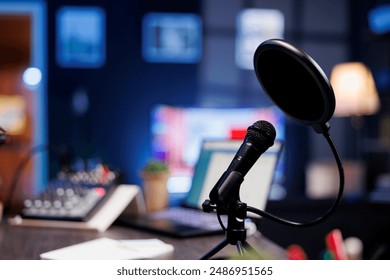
[[369, 5, 390, 34]]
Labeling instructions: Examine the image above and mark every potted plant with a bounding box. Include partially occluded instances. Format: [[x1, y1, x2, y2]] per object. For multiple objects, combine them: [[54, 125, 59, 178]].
[[141, 159, 169, 212]]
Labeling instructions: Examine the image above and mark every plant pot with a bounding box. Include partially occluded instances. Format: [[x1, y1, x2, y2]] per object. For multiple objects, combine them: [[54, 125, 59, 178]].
[[141, 172, 169, 212]]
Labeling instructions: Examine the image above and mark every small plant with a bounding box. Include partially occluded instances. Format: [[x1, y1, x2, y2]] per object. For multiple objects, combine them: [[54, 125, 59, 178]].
[[141, 159, 169, 212], [142, 159, 169, 173]]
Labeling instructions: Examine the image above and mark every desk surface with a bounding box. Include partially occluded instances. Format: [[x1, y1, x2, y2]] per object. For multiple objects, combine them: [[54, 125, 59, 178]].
[[0, 220, 285, 260]]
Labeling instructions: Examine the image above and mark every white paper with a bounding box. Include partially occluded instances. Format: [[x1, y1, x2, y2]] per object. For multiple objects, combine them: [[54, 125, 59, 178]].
[[40, 237, 174, 260]]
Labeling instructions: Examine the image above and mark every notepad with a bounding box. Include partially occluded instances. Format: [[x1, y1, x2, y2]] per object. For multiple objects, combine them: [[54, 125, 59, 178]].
[[40, 237, 174, 260]]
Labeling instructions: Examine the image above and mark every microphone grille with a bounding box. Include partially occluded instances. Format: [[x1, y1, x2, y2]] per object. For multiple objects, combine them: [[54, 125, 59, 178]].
[[246, 120, 276, 148]]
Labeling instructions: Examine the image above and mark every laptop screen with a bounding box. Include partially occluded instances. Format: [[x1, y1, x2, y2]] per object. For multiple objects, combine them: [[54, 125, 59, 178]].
[[185, 140, 283, 213]]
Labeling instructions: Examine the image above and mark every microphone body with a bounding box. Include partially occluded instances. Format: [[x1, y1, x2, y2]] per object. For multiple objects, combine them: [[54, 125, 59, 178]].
[[208, 120, 276, 211]]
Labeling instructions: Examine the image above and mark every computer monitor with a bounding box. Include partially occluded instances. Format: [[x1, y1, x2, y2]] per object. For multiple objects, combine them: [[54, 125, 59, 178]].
[[150, 105, 285, 196]]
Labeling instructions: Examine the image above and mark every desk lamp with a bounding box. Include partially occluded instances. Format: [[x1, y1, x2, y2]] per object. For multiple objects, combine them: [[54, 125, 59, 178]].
[[200, 39, 345, 259], [330, 62, 380, 121], [328, 62, 380, 195]]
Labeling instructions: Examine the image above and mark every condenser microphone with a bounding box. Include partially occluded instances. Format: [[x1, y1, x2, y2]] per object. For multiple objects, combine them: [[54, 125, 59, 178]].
[[208, 120, 276, 209]]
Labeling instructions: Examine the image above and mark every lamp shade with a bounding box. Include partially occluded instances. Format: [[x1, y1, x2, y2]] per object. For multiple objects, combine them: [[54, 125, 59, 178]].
[[330, 62, 380, 117]]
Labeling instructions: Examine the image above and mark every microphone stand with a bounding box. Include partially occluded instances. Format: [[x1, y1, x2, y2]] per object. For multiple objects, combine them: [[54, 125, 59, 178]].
[[200, 171, 262, 260]]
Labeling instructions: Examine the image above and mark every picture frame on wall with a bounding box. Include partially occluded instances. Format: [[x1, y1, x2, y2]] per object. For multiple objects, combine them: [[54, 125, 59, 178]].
[[142, 12, 202, 63], [56, 6, 106, 68]]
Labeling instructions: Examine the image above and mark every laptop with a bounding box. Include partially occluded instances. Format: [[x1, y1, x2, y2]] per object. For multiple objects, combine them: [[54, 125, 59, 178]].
[[118, 139, 283, 238]]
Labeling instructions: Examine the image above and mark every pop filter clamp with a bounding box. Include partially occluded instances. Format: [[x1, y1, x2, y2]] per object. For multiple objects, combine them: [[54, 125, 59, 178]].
[[200, 39, 345, 260]]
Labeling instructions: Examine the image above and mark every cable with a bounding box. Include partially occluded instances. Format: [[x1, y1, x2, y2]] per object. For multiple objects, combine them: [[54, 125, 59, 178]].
[[3, 144, 73, 215], [216, 209, 227, 231], [247, 131, 345, 227], [3, 144, 49, 215]]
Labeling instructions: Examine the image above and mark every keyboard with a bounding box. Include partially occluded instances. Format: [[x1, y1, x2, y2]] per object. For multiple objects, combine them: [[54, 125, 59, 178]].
[[147, 207, 227, 230]]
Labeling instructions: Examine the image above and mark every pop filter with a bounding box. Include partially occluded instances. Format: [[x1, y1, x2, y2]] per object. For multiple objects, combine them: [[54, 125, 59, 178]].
[[246, 39, 344, 228], [254, 39, 335, 133]]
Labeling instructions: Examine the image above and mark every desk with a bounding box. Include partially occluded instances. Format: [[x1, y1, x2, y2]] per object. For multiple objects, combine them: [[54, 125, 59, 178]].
[[2, 199, 389, 260], [0, 221, 285, 260]]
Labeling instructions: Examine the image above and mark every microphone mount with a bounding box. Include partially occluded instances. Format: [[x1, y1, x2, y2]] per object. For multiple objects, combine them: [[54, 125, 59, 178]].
[[205, 170, 244, 214], [200, 171, 262, 260]]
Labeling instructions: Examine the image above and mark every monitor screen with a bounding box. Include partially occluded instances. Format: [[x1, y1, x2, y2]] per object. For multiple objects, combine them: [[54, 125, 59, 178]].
[[151, 105, 285, 195]]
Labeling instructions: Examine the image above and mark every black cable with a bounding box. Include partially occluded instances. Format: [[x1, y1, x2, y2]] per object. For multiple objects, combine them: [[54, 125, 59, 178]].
[[4, 144, 49, 215], [216, 209, 227, 231], [246, 131, 345, 227], [3, 144, 73, 215]]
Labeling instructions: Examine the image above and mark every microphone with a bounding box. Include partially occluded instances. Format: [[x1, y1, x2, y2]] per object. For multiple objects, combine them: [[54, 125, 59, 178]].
[[207, 120, 276, 211]]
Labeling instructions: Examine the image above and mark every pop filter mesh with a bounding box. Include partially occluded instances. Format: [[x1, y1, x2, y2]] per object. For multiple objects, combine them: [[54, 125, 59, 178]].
[[255, 49, 325, 122]]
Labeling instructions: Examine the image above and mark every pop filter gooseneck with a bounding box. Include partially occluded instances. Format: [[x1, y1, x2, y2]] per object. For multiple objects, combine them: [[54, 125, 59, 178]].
[[251, 39, 344, 227]]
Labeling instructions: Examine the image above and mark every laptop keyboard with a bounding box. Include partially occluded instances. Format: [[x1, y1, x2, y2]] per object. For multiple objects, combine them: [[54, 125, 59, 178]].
[[148, 207, 227, 230]]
